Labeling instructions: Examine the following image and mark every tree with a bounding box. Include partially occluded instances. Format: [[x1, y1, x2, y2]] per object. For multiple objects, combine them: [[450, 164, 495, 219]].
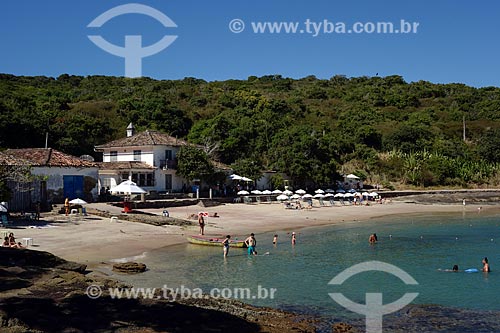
[[176, 146, 214, 182], [231, 158, 263, 182]]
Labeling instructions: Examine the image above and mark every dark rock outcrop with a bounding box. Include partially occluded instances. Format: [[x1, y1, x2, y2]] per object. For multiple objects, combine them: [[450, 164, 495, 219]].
[[112, 262, 147, 274]]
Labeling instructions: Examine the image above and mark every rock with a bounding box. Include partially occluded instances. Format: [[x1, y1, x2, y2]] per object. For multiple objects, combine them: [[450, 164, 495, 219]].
[[112, 262, 147, 274], [333, 322, 357, 333], [56, 262, 87, 273]]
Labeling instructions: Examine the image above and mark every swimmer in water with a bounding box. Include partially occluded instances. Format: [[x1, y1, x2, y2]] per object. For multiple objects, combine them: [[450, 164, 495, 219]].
[[482, 257, 490, 272]]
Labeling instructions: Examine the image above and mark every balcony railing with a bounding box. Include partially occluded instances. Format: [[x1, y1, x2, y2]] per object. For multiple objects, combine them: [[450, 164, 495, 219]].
[[160, 159, 178, 170]]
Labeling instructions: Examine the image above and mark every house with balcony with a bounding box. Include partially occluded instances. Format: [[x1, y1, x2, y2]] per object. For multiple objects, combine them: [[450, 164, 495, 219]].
[[94, 123, 192, 194]]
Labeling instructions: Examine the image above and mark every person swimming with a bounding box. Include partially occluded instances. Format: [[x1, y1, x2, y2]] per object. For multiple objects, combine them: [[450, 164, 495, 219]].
[[482, 257, 490, 272], [272, 234, 278, 245]]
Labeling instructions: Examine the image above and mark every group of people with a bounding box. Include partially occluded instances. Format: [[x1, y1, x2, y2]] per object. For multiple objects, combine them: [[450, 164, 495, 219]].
[[221, 232, 298, 257], [2, 232, 23, 248], [444, 258, 491, 272]]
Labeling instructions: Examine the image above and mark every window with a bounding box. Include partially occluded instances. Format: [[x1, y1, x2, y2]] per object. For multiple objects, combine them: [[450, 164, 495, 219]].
[[165, 150, 172, 160], [165, 174, 172, 190], [133, 150, 141, 161], [147, 173, 154, 187], [110, 151, 118, 162]]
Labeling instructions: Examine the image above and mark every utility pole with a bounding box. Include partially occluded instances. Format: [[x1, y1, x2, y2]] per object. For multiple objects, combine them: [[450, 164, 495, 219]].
[[463, 115, 466, 142]]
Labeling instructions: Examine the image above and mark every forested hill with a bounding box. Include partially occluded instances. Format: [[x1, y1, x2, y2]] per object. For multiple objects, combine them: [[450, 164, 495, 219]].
[[1, 73, 500, 188]]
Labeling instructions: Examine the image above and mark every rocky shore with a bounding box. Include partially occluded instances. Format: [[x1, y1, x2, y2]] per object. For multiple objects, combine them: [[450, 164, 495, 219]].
[[0, 247, 317, 333]]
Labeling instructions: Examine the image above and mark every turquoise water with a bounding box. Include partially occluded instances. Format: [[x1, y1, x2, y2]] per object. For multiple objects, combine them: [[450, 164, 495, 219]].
[[115, 210, 500, 320]]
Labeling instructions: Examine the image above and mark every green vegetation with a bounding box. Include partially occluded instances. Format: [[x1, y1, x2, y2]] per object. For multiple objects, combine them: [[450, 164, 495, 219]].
[[1, 73, 500, 189]]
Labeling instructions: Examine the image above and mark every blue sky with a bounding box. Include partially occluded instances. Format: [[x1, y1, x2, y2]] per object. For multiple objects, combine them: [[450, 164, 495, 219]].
[[1, 0, 500, 87]]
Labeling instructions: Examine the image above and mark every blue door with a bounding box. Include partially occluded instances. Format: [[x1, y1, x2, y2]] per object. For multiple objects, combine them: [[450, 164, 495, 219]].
[[63, 175, 84, 199]]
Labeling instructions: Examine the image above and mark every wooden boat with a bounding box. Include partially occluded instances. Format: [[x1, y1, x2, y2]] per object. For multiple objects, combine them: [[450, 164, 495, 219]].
[[187, 235, 247, 248]]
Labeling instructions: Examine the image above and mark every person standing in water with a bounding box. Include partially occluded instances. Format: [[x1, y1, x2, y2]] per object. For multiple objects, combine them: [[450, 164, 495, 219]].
[[291, 232, 296, 245], [245, 233, 257, 255], [368, 233, 378, 243], [482, 257, 491, 272], [272, 234, 278, 245], [198, 213, 205, 235], [222, 235, 231, 257]]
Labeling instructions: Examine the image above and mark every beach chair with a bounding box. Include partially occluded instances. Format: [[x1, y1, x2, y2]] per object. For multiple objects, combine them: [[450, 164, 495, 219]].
[[255, 196, 261, 203], [319, 198, 326, 207], [329, 198, 335, 206]]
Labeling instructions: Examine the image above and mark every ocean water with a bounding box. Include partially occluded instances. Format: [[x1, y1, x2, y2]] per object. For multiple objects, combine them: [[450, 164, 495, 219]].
[[112, 210, 500, 323]]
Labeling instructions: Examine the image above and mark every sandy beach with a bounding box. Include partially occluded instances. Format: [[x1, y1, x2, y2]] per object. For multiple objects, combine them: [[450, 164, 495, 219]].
[[6, 198, 497, 265]]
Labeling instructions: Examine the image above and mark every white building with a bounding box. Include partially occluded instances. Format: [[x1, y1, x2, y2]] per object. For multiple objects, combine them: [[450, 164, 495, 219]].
[[94, 123, 191, 193], [1, 148, 99, 210]]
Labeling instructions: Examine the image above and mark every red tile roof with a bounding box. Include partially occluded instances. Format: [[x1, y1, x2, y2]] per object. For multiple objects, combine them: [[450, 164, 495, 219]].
[[97, 161, 156, 170], [4, 148, 97, 168], [95, 131, 190, 150], [0, 151, 31, 166]]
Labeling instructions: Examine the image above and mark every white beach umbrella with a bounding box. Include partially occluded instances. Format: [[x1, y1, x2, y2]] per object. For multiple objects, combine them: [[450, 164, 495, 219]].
[[313, 193, 325, 198], [362, 192, 370, 196], [110, 180, 147, 194], [369, 192, 379, 197], [251, 190, 262, 194], [325, 189, 335, 193], [290, 194, 301, 199], [336, 189, 346, 193], [295, 189, 306, 195], [241, 177, 253, 182], [69, 198, 87, 205], [314, 189, 325, 194], [229, 174, 243, 180], [324, 193, 334, 198], [276, 194, 289, 201], [344, 193, 354, 198], [348, 189, 357, 193], [346, 174, 360, 179], [283, 190, 293, 195], [302, 194, 313, 198], [262, 190, 272, 195], [272, 189, 282, 194], [0, 204, 7, 213], [334, 193, 345, 198], [237, 190, 250, 195]]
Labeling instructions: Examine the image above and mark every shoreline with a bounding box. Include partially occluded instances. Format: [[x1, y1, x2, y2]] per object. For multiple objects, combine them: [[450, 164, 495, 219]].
[[9, 200, 500, 266]]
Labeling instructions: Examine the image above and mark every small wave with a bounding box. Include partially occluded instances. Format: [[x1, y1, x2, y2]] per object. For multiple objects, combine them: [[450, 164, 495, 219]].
[[110, 252, 147, 263]]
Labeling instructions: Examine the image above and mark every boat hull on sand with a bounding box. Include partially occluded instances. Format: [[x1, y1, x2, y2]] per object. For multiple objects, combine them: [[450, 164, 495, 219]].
[[187, 235, 247, 248]]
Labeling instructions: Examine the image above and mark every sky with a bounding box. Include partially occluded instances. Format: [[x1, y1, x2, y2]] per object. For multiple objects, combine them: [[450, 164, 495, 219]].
[[1, 0, 500, 87]]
